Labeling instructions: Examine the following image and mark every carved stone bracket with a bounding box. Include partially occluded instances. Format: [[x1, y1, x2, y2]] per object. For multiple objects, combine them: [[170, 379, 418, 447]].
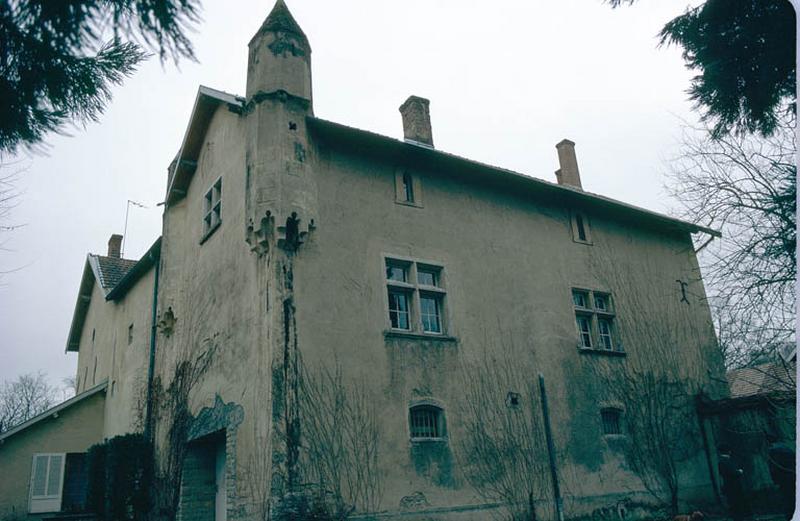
[[156, 306, 177, 337], [276, 212, 315, 252], [247, 210, 316, 254], [246, 210, 275, 256]]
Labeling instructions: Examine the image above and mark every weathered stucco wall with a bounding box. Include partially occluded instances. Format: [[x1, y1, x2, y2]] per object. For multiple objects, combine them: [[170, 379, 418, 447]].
[[74, 267, 155, 437], [155, 103, 273, 519], [146, 94, 725, 519], [0, 390, 105, 519], [281, 135, 724, 516], [51, 5, 728, 519]]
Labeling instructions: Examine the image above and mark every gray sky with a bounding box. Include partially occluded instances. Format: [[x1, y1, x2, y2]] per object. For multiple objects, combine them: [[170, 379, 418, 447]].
[[1, 0, 704, 387]]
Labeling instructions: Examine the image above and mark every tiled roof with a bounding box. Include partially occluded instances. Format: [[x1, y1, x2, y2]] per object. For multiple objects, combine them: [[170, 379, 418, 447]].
[[92, 255, 138, 289], [728, 361, 796, 399]]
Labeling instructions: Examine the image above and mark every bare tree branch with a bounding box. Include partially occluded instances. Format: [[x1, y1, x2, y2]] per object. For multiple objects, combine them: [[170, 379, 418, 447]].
[[0, 372, 59, 433], [666, 116, 796, 368]]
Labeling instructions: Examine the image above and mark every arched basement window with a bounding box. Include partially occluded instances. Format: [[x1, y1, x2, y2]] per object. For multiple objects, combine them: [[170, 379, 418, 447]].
[[409, 404, 445, 439]]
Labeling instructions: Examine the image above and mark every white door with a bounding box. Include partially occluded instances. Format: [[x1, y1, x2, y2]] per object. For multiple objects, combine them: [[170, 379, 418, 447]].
[[214, 441, 227, 521]]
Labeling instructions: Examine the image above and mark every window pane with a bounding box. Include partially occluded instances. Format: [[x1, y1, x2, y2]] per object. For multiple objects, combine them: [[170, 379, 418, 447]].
[[410, 406, 441, 438], [601, 409, 621, 435], [386, 264, 407, 282], [594, 294, 609, 312], [32, 455, 48, 497], [598, 318, 613, 350], [417, 269, 438, 287], [46, 454, 63, 496], [402, 173, 414, 202], [213, 203, 222, 225], [576, 315, 592, 348], [388, 291, 410, 330], [572, 291, 588, 308], [576, 214, 587, 241], [420, 295, 441, 333]]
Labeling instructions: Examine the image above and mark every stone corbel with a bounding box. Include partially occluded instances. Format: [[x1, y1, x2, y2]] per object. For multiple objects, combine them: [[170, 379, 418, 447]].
[[246, 210, 275, 256]]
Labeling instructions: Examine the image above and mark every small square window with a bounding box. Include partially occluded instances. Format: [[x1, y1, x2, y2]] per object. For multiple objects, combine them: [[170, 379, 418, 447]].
[[572, 290, 589, 309], [601, 408, 622, 435], [386, 264, 408, 283], [506, 391, 521, 408], [410, 405, 444, 439], [417, 267, 439, 287], [594, 294, 610, 312]]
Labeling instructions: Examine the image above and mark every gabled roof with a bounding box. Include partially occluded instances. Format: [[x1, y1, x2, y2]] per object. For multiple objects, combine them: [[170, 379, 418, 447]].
[[0, 381, 107, 443], [166, 86, 245, 205], [94, 256, 138, 289], [65, 238, 161, 352], [106, 237, 161, 301]]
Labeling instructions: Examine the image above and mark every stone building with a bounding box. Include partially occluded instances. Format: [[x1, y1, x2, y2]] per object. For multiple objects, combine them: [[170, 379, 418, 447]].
[[1, 1, 729, 520]]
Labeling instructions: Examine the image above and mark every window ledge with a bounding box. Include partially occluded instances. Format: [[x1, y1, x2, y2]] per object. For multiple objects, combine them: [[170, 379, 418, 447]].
[[199, 221, 221, 245], [410, 437, 448, 443], [384, 330, 457, 342], [578, 348, 626, 357], [394, 199, 423, 208]]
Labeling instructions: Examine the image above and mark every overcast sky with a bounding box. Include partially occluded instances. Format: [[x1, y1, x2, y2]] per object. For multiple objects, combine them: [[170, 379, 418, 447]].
[[1, 0, 705, 388]]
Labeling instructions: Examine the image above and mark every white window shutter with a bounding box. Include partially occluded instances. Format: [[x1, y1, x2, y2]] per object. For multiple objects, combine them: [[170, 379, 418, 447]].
[[46, 454, 64, 497], [31, 455, 48, 497], [29, 453, 65, 514]]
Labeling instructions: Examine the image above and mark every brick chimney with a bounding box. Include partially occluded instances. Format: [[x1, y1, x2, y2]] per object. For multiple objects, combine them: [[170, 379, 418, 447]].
[[555, 139, 583, 190], [108, 234, 123, 258], [399, 96, 434, 147]]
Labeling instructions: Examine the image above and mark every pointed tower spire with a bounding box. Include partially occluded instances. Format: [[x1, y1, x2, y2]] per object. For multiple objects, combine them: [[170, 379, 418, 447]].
[[255, 0, 308, 43], [246, 0, 312, 103]]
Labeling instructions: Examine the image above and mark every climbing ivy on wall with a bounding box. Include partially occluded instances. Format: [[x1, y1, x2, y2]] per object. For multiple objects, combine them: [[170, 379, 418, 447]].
[[86, 434, 154, 521]]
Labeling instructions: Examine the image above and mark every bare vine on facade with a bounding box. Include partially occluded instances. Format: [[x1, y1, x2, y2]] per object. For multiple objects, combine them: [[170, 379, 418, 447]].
[[585, 244, 715, 515], [149, 344, 217, 521], [457, 338, 551, 521], [298, 363, 383, 517]]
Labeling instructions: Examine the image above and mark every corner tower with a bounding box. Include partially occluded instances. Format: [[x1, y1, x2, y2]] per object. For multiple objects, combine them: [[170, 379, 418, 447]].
[[242, 2, 318, 509], [246, 0, 312, 104], [244, 0, 317, 255]]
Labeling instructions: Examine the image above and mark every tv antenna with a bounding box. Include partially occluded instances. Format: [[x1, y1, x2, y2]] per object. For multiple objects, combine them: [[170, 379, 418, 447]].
[[122, 200, 147, 258]]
